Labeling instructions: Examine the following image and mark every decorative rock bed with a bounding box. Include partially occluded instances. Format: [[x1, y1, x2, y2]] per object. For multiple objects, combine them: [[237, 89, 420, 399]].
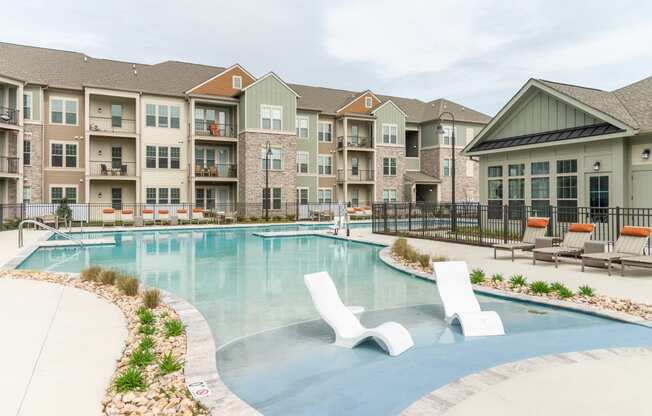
[[0, 270, 208, 416]]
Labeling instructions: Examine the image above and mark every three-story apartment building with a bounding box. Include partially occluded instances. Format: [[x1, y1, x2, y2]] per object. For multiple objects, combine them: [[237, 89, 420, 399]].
[[0, 42, 490, 210]]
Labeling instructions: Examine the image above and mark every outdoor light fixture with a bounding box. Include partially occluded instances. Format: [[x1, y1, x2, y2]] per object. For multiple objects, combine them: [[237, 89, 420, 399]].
[[642, 149, 651, 160], [593, 161, 601, 172]]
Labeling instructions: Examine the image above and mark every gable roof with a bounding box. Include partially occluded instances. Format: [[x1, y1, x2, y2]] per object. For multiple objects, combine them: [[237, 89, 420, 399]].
[[242, 72, 300, 97], [613, 76, 652, 131], [185, 63, 256, 95], [371, 99, 408, 117]]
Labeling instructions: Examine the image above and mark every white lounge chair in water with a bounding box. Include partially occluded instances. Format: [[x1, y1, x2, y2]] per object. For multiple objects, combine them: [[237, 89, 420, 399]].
[[304, 271, 414, 356], [433, 261, 505, 337]]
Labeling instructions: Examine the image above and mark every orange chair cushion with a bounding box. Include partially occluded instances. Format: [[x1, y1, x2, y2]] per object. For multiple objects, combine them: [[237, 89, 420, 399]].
[[177, 208, 187, 213], [158, 209, 169, 214], [103, 208, 114, 214], [121, 209, 133, 215], [569, 223, 594, 233], [347, 208, 356, 214], [354, 207, 363, 212], [527, 217, 549, 228], [621, 226, 651, 237], [192, 208, 203, 213], [143, 209, 154, 214]]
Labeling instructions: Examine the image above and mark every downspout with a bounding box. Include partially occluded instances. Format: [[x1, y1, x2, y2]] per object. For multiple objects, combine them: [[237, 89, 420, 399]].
[[41, 85, 48, 203]]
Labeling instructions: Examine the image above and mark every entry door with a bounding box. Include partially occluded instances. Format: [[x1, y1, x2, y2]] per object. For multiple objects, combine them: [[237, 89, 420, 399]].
[[111, 188, 122, 210], [112, 146, 122, 169], [350, 125, 358, 145], [217, 148, 229, 177], [633, 171, 652, 208]]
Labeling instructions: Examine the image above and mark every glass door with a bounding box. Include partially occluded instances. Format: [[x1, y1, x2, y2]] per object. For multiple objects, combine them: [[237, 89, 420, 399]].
[[217, 148, 229, 177], [589, 175, 609, 223], [350, 125, 358, 146], [112, 145, 122, 170]]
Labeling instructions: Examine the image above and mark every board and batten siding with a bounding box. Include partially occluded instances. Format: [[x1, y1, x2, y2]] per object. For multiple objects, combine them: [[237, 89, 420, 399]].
[[488, 89, 601, 141], [296, 111, 318, 175], [374, 101, 406, 146], [421, 120, 482, 148], [296, 176, 318, 201], [243, 75, 297, 133]]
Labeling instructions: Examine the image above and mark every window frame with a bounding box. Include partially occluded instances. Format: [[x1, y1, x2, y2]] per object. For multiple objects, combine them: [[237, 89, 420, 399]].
[[145, 104, 157, 127], [49, 96, 79, 126], [50, 141, 77, 168], [232, 75, 242, 89], [382, 189, 397, 203], [261, 147, 283, 171], [296, 187, 309, 205], [49, 184, 78, 204], [261, 104, 283, 131], [318, 154, 333, 176], [364, 96, 373, 109], [23, 133, 31, 166], [318, 121, 333, 142], [318, 188, 333, 204], [383, 157, 397, 176], [296, 116, 309, 138], [442, 158, 451, 177], [23, 91, 33, 121], [296, 151, 309, 174], [382, 123, 398, 144]]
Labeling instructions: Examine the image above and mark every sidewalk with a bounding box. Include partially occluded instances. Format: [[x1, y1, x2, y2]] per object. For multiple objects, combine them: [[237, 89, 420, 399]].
[[0, 278, 126, 416]]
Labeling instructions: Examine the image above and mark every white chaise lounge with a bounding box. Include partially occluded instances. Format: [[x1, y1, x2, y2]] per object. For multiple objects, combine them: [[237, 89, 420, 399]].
[[433, 261, 505, 337], [304, 271, 414, 356]]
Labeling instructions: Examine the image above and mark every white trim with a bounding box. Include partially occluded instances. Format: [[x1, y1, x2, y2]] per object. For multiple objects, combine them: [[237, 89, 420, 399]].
[[23, 91, 34, 121], [260, 104, 283, 131], [365, 96, 372, 109], [242, 72, 300, 97], [49, 140, 79, 168], [382, 188, 398, 203], [48, 184, 79, 203], [296, 186, 310, 204], [49, 96, 79, 126], [317, 154, 333, 176], [239, 128, 296, 136], [318, 120, 333, 142], [296, 115, 309, 139], [232, 75, 243, 90], [185, 64, 256, 94], [381, 123, 398, 144], [371, 99, 408, 117], [317, 187, 333, 203], [23, 132, 32, 166], [296, 151, 310, 174], [335, 90, 382, 113], [442, 158, 452, 177], [382, 156, 397, 176]]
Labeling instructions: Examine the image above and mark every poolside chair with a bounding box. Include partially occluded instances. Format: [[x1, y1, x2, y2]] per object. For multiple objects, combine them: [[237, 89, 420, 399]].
[[304, 271, 414, 356], [532, 223, 595, 268], [102, 208, 116, 227], [142, 209, 155, 225], [224, 210, 237, 224], [192, 208, 210, 224], [176, 208, 190, 224], [493, 217, 549, 261], [121, 209, 134, 226], [581, 226, 651, 276], [158, 209, 170, 225], [433, 261, 505, 337], [329, 215, 343, 235]]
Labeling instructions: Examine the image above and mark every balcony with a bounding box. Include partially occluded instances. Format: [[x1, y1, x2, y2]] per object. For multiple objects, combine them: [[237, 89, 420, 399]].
[[0, 106, 19, 126], [195, 121, 237, 139], [337, 136, 373, 150], [0, 156, 19, 174], [337, 169, 374, 182], [194, 163, 237, 179], [89, 161, 136, 177], [89, 116, 136, 135]]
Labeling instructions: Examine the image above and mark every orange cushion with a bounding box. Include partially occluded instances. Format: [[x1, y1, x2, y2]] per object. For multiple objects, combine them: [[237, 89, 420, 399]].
[[192, 208, 203, 213], [121, 209, 133, 215], [347, 208, 356, 214], [158, 209, 169, 214], [354, 207, 363, 212], [527, 217, 549, 228], [143, 209, 154, 214], [103, 208, 114, 214], [569, 223, 594, 233], [621, 226, 651, 237], [177, 208, 187, 213]]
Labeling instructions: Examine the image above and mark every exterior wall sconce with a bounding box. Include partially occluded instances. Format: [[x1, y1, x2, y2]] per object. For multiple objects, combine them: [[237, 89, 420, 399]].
[[592, 161, 601, 172], [642, 149, 651, 160]]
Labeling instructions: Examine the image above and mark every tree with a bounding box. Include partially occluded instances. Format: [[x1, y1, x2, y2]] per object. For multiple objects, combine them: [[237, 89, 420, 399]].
[[56, 198, 73, 224]]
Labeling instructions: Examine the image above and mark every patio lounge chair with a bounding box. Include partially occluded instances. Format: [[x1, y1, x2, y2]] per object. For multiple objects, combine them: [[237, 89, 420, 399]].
[[121, 209, 134, 226], [192, 208, 210, 224], [532, 223, 595, 267], [158, 209, 170, 225], [102, 208, 116, 227], [142, 209, 155, 225], [224, 211, 237, 224], [176, 208, 190, 224], [304, 271, 414, 356], [329, 215, 344, 235], [620, 255, 652, 275], [581, 226, 651, 276], [433, 261, 505, 337], [493, 217, 549, 261]]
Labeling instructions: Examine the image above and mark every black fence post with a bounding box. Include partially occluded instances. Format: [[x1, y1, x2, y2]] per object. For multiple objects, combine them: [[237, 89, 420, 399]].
[[503, 205, 509, 243], [477, 204, 483, 245], [408, 203, 412, 232], [616, 206, 621, 240], [383, 202, 388, 233]]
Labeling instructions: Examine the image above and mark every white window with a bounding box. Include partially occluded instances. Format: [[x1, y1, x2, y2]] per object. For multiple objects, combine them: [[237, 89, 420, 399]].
[[318, 188, 332, 203], [296, 116, 309, 138], [146, 104, 156, 127], [365, 96, 373, 109], [351, 189, 359, 206], [296, 152, 309, 173], [296, 188, 309, 205], [261, 147, 282, 170], [318, 155, 332, 175], [318, 121, 332, 142], [23, 92, 33, 120], [23, 186, 31, 203], [261, 105, 282, 130], [50, 97, 78, 125], [50, 185, 77, 203], [382, 189, 397, 202], [442, 159, 451, 177], [263, 187, 282, 209], [51, 142, 77, 167], [441, 126, 455, 146], [23, 133, 31, 166], [382, 124, 398, 144], [158, 188, 169, 204], [383, 157, 397, 176], [170, 106, 180, 129], [158, 105, 168, 128], [466, 159, 475, 177], [146, 188, 157, 204], [232, 75, 242, 89]]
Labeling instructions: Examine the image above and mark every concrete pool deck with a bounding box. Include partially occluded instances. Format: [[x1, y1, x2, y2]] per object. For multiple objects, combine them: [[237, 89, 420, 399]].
[[0, 278, 126, 416]]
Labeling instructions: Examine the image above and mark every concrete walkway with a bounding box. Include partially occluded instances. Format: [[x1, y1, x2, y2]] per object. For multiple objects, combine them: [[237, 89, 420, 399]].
[[348, 229, 652, 305], [0, 229, 49, 267], [0, 278, 127, 416]]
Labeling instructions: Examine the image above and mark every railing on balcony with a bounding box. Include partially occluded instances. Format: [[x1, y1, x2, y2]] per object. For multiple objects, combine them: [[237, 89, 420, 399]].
[[0, 156, 19, 174], [89, 161, 136, 177], [337, 169, 374, 182], [195, 121, 237, 138], [194, 163, 237, 178], [337, 136, 373, 149], [89, 116, 136, 134], [0, 107, 19, 126]]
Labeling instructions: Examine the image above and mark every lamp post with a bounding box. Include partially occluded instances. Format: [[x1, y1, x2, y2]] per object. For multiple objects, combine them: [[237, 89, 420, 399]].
[[437, 111, 456, 232], [265, 141, 273, 222]]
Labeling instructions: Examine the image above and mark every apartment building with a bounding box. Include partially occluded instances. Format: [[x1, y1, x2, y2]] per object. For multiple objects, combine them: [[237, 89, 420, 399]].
[[0, 42, 490, 209]]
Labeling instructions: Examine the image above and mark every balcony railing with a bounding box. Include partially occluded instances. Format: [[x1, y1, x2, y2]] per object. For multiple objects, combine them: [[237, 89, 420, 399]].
[[0, 156, 19, 173], [90, 161, 136, 177], [194, 163, 237, 178], [195, 121, 237, 138], [0, 107, 19, 126], [89, 116, 136, 134], [337, 169, 374, 182], [337, 136, 373, 149]]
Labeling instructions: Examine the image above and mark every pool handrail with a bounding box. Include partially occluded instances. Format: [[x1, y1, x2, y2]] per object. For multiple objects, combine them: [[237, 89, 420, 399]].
[[18, 219, 85, 248]]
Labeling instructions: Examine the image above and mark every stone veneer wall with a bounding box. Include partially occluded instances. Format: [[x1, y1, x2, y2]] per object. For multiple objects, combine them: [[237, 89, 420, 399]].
[[375, 147, 406, 201], [24, 125, 43, 203], [238, 131, 297, 215], [423, 147, 478, 202]]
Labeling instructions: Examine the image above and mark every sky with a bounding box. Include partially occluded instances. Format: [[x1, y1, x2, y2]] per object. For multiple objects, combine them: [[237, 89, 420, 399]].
[[3, 0, 652, 116]]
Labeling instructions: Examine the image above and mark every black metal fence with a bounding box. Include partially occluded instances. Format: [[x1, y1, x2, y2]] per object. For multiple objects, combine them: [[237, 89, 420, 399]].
[[0, 202, 350, 229], [372, 202, 652, 248]]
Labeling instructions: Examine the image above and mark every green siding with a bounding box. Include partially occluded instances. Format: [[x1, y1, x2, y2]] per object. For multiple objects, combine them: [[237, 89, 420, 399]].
[[374, 102, 405, 145], [405, 157, 420, 171], [239, 94, 246, 131], [296, 176, 318, 201], [25, 86, 41, 121], [488, 89, 601, 140], [296, 111, 318, 174], [421, 121, 438, 147], [421, 121, 481, 147], [244, 75, 297, 133]]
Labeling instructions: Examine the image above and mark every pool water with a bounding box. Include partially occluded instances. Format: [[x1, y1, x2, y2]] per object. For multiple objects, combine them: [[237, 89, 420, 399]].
[[18, 225, 652, 415]]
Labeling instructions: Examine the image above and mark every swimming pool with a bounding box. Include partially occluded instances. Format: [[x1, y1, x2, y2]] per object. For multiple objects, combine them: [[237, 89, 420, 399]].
[[17, 225, 652, 415]]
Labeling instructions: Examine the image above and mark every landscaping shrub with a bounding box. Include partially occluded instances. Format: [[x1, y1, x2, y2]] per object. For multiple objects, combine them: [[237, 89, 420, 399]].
[[550, 282, 567, 292], [249, 216, 258, 222], [509, 274, 527, 288], [138, 309, 155, 325], [117, 275, 139, 296], [139, 324, 155, 336], [285, 214, 296, 222], [159, 351, 182, 375], [391, 238, 409, 258], [578, 285, 595, 297], [142, 288, 161, 309], [272, 215, 283, 222], [164, 319, 184, 337], [418, 254, 431, 268], [130, 347, 155, 367], [80, 266, 103, 282], [529, 281, 551, 295], [114, 368, 147, 392], [556, 286, 574, 299], [138, 335, 155, 351], [98, 269, 120, 285], [491, 273, 504, 283], [470, 269, 486, 284]]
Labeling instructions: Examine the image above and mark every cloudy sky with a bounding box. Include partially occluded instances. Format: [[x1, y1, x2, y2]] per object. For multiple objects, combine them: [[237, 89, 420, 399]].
[[3, 0, 652, 115]]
